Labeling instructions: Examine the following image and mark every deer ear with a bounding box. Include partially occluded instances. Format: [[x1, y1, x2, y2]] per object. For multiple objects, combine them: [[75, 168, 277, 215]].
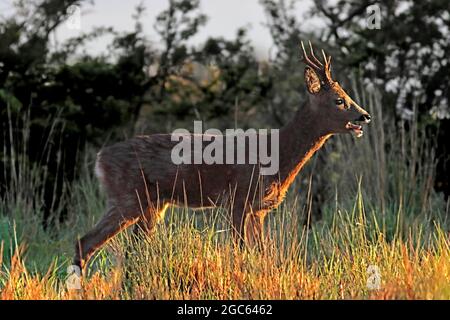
[[304, 67, 321, 94]]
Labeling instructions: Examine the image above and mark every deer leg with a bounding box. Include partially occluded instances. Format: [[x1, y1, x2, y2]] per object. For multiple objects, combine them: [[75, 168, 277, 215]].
[[133, 204, 168, 237], [244, 211, 266, 249], [74, 205, 139, 270], [231, 201, 267, 248], [123, 204, 169, 283]]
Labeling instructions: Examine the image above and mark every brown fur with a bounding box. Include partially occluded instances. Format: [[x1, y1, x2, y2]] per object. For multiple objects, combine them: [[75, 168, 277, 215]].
[[74, 44, 371, 269]]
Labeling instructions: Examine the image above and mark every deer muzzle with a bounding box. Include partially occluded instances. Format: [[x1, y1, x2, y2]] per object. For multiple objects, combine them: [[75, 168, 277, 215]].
[[346, 101, 371, 138]]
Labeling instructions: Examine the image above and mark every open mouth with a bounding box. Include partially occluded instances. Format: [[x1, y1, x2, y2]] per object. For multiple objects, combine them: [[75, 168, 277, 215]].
[[345, 122, 364, 138]]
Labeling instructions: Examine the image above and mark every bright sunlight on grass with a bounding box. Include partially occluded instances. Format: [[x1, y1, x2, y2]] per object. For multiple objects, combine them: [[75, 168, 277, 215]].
[[1, 90, 449, 300]]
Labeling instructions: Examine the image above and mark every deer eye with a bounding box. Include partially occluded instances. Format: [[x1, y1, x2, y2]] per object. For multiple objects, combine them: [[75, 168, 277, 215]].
[[336, 98, 344, 105]]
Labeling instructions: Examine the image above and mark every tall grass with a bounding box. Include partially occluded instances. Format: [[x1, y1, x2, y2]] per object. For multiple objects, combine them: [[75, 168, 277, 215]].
[[0, 88, 449, 299]]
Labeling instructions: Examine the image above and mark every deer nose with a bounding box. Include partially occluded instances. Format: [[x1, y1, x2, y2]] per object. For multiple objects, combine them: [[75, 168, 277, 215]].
[[358, 113, 371, 123]]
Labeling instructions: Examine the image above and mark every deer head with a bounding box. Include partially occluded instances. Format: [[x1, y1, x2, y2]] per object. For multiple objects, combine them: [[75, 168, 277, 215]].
[[301, 41, 371, 137]]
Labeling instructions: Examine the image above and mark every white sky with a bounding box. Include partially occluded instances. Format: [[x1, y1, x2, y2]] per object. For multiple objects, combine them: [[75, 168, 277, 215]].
[[0, 0, 325, 59], [43, 0, 319, 60]]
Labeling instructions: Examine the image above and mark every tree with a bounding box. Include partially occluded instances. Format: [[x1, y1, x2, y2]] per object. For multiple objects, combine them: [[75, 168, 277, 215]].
[[310, 0, 450, 199]]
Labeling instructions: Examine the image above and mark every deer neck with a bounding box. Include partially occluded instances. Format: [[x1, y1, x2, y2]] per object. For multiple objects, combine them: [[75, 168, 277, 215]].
[[278, 102, 331, 188]]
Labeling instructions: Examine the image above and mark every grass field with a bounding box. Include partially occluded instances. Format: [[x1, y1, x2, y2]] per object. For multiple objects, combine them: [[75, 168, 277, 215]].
[[0, 93, 449, 299]]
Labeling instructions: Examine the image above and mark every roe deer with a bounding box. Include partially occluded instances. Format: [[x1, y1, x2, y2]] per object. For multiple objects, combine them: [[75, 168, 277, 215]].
[[74, 42, 371, 270]]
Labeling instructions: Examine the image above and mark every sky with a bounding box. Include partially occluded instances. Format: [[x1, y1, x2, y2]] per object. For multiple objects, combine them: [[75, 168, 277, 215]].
[[34, 0, 320, 60]]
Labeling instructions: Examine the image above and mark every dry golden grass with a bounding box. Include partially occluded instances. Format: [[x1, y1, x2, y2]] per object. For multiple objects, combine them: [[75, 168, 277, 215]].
[[1, 90, 448, 300], [1, 203, 449, 300]]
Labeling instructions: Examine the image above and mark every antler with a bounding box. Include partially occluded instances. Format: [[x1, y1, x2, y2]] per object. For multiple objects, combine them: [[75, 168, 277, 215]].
[[300, 41, 333, 84]]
